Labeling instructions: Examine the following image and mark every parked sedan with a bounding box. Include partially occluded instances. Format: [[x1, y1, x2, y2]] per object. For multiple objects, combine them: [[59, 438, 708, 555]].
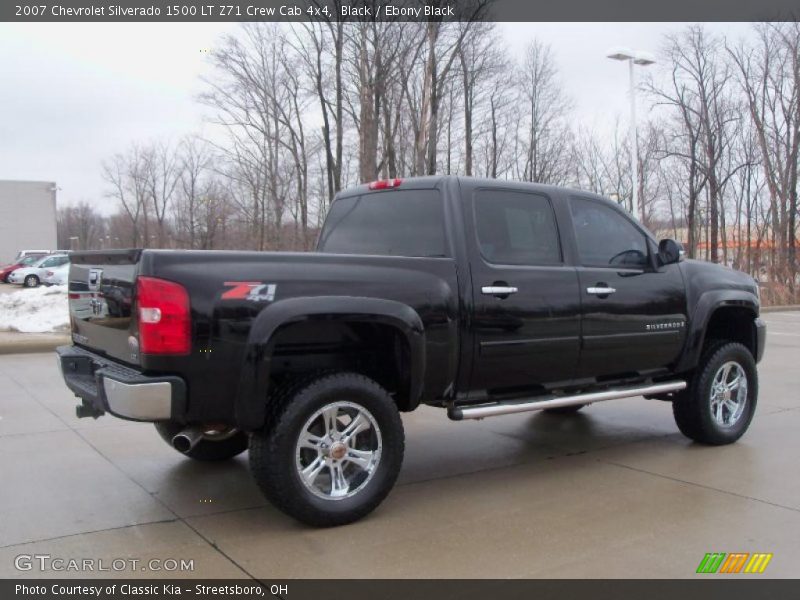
[[8, 254, 69, 287], [43, 262, 70, 286], [0, 253, 49, 283]]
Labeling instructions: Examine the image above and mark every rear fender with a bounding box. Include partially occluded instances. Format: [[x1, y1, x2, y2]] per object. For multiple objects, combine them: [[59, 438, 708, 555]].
[[234, 296, 425, 430]]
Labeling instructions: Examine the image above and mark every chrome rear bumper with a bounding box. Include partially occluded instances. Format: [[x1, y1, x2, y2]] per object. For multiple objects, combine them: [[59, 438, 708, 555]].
[[57, 345, 185, 422]]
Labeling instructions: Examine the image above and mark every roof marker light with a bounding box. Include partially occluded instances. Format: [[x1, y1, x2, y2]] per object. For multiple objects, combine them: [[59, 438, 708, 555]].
[[368, 178, 403, 190]]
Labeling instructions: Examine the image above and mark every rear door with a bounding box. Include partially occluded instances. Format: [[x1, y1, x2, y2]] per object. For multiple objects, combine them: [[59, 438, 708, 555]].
[[568, 195, 687, 379], [466, 185, 580, 395]]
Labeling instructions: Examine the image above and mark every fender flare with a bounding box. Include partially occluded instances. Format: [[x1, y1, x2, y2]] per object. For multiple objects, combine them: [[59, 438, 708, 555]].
[[676, 289, 759, 372], [234, 296, 425, 430]]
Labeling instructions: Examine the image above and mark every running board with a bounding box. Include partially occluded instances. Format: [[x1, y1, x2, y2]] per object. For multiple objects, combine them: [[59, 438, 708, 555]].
[[448, 381, 687, 421]]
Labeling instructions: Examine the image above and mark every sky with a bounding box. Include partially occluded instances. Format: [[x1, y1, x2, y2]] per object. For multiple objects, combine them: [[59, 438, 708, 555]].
[[0, 21, 756, 214]]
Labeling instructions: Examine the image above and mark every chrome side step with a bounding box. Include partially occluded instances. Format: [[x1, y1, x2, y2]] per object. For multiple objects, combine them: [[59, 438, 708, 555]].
[[448, 380, 687, 421]]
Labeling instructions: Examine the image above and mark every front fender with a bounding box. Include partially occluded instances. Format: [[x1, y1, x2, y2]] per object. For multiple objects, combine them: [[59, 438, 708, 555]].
[[676, 290, 759, 372], [234, 296, 425, 430]]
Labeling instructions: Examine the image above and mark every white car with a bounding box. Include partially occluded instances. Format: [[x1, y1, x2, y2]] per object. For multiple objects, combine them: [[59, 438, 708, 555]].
[[42, 262, 70, 286], [8, 254, 69, 287]]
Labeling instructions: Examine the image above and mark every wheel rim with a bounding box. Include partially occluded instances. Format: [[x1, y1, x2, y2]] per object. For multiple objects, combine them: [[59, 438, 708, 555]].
[[295, 401, 382, 501], [710, 361, 748, 428]]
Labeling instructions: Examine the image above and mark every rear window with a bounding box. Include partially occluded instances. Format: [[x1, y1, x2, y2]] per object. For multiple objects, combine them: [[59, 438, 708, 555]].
[[318, 190, 446, 257], [474, 189, 561, 265]]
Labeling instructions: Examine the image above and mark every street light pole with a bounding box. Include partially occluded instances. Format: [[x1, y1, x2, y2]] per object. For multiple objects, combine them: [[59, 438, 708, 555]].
[[628, 58, 638, 221], [606, 47, 655, 222]]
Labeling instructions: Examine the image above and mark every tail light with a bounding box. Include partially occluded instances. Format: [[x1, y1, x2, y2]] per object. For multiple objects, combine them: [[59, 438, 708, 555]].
[[368, 178, 402, 190], [136, 276, 191, 355]]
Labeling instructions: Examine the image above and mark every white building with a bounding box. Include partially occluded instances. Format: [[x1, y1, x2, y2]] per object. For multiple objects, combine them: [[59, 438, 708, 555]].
[[0, 180, 58, 264]]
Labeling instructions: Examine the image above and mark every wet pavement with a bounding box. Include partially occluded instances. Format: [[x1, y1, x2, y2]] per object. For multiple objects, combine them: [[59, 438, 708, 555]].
[[0, 312, 798, 578]]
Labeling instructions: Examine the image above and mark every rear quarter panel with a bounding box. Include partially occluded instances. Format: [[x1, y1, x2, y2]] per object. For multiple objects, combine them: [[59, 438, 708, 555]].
[[138, 250, 460, 424]]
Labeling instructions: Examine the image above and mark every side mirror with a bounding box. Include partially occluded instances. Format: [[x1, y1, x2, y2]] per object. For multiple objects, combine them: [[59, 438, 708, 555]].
[[658, 239, 683, 266]]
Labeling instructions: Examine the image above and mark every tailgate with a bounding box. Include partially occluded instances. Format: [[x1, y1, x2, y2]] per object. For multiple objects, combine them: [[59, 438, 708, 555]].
[[69, 249, 141, 365]]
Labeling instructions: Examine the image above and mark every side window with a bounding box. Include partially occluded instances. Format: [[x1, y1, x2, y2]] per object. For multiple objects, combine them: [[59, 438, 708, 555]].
[[570, 197, 648, 268], [474, 190, 561, 266]]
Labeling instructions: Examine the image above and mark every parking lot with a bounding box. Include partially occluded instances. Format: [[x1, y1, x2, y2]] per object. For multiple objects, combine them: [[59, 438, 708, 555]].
[[0, 311, 798, 579]]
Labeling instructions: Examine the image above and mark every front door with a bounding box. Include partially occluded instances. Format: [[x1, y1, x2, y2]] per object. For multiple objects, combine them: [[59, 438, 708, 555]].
[[568, 195, 688, 380], [467, 187, 581, 395]]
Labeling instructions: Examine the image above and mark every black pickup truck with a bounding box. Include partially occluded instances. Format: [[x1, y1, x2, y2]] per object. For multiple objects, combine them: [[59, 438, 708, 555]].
[[57, 176, 766, 526]]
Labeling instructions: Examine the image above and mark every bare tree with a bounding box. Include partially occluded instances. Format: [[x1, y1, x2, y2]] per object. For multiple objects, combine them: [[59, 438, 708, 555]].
[[57, 202, 107, 250], [729, 22, 800, 289], [516, 41, 573, 185], [101, 145, 150, 246]]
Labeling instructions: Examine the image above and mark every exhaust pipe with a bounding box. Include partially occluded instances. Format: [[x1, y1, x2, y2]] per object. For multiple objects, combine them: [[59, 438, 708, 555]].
[[172, 427, 205, 453], [449, 380, 687, 421]]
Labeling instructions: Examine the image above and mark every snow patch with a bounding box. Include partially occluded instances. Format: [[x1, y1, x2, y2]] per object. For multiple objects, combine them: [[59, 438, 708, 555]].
[[0, 285, 70, 333]]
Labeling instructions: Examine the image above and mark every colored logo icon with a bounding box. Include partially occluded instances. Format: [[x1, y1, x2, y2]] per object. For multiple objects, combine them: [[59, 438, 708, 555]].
[[696, 552, 773, 574]]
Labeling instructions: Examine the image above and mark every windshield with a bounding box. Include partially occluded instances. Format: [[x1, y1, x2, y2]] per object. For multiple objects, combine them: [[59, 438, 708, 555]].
[[20, 255, 42, 266], [318, 189, 446, 258], [34, 256, 64, 268]]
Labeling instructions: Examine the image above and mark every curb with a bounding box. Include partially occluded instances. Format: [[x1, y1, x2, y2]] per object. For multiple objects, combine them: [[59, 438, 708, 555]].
[[0, 335, 70, 356], [761, 305, 800, 313]]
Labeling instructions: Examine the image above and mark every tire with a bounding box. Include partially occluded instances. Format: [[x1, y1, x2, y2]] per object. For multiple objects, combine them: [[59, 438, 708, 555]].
[[544, 404, 585, 415], [672, 342, 757, 445], [154, 422, 248, 461], [24, 275, 39, 288], [249, 372, 405, 527]]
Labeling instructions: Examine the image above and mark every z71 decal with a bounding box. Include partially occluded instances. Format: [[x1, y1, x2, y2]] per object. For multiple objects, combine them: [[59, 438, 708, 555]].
[[221, 281, 277, 302]]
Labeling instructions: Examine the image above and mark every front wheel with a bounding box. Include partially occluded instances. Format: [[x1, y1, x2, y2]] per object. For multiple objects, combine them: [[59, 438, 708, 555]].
[[24, 274, 39, 288], [672, 342, 757, 445], [249, 372, 405, 527]]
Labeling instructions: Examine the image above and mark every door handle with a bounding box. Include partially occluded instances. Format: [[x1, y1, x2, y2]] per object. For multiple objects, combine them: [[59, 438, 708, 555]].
[[482, 286, 518, 296], [586, 286, 616, 295]]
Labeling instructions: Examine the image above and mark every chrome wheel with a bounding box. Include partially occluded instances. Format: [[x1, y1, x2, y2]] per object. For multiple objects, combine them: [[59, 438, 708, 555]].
[[295, 401, 382, 500], [710, 361, 748, 428]]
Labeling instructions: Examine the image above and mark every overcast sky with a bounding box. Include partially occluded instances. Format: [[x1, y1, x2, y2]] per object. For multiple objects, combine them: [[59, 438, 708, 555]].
[[0, 21, 755, 213]]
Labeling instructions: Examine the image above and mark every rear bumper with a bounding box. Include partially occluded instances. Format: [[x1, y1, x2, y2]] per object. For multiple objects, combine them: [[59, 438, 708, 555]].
[[755, 317, 767, 363], [56, 345, 186, 422]]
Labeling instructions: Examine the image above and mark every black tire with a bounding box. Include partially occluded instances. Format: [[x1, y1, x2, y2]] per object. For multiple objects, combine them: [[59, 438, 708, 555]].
[[249, 372, 405, 527], [672, 342, 757, 445], [544, 404, 585, 414], [154, 422, 248, 461], [24, 274, 39, 288]]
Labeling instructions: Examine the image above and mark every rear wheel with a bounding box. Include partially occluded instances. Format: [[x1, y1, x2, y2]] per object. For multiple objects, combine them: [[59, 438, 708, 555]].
[[24, 274, 39, 288], [249, 372, 405, 527], [672, 342, 757, 445], [154, 422, 248, 461]]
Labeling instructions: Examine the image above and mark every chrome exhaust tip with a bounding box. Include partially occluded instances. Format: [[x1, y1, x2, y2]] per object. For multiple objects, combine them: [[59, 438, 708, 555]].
[[172, 427, 204, 453]]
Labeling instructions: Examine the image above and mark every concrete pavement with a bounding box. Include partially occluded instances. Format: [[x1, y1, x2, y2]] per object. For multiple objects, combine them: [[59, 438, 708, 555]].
[[0, 312, 798, 578]]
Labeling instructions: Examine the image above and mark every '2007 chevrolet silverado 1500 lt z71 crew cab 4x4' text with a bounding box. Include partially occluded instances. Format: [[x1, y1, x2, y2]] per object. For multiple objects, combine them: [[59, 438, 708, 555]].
[[57, 176, 766, 526]]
